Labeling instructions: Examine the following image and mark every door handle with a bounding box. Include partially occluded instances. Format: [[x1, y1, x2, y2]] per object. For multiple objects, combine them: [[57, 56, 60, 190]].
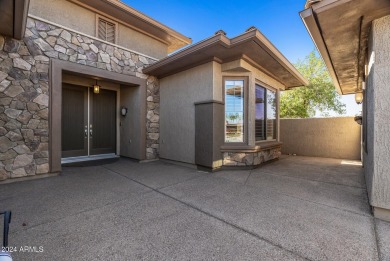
[[84, 126, 88, 137], [90, 125, 93, 137]]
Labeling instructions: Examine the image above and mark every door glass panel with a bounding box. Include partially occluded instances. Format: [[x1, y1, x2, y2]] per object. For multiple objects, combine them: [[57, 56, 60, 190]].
[[225, 80, 244, 143]]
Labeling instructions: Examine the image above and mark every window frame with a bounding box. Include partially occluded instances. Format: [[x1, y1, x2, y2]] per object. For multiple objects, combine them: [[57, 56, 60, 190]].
[[223, 76, 249, 145], [363, 89, 367, 153], [254, 81, 278, 144], [96, 14, 118, 44]]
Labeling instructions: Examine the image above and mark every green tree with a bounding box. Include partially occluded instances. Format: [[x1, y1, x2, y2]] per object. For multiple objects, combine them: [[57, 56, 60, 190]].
[[280, 50, 346, 118]]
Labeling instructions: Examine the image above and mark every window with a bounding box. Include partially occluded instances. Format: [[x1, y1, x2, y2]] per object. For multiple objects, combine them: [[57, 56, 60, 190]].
[[225, 80, 244, 143], [255, 84, 276, 141], [97, 17, 116, 43]]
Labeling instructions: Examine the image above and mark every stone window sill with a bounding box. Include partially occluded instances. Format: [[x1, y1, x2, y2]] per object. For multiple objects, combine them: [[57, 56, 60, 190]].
[[220, 141, 282, 153]]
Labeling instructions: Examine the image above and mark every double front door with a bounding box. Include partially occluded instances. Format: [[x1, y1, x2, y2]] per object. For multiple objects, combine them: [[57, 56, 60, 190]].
[[62, 84, 117, 158]]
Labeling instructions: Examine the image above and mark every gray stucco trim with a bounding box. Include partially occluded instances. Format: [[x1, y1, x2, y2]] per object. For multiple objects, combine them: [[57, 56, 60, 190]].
[[194, 100, 224, 105], [195, 101, 224, 170], [220, 141, 282, 153]]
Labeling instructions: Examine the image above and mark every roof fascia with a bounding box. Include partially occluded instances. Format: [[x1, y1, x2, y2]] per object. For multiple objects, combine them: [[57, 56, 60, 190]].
[[300, 7, 343, 94]]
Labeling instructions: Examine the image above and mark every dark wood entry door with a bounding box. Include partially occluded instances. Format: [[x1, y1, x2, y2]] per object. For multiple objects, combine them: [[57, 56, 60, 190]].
[[62, 84, 117, 158], [90, 88, 117, 155], [62, 84, 88, 158]]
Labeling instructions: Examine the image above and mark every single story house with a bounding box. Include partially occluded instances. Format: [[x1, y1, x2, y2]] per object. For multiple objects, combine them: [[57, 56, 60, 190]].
[[0, 0, 306, 182], [301, 0, 390, 221]]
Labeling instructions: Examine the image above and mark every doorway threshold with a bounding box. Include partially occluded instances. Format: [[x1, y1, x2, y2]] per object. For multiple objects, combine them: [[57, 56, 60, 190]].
[[61, 154, 119, 164]]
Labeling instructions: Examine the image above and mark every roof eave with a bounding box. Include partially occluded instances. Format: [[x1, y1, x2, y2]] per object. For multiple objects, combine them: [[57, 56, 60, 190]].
[[69, 0, 192, 52], [104, 0, 192, 47], [143, 34, 225, 74], [144, 30, 308, 88], [252, 30, 309, 87], [300, 7, 343, 94]]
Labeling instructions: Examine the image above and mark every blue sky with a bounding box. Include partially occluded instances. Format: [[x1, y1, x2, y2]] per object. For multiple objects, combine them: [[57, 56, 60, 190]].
[[124, 0, 361, 116]]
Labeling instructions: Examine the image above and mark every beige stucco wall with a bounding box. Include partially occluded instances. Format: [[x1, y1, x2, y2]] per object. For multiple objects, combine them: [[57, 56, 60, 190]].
[[159, 62, 215, 164], [29, 0, 95, 37], [160, 59, 286, 165], [29, 0, 167, 58], [116, 25, 167, 59], [364, 15, 390, 210], [280, 117, 361, 160]]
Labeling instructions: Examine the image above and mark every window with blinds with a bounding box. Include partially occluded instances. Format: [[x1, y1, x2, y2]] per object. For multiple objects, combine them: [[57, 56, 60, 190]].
[[255, 84, 276, 141], [97, 18, 116, 43]]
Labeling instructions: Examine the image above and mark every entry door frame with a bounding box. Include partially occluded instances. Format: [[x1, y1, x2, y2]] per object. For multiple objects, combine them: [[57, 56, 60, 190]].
[[61, 82, 119, 159], [50, 60, 147, 173]]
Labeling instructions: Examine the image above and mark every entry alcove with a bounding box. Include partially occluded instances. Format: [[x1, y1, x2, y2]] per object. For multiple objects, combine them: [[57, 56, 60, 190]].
[[50, 60, 147, 173]]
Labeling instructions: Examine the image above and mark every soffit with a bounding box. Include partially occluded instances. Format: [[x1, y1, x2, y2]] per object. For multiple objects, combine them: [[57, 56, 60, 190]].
[[301, 0, 390, 94]]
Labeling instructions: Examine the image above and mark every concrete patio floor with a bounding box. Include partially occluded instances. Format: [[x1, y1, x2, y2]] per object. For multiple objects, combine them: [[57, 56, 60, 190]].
[[1, 155, 390, 260]]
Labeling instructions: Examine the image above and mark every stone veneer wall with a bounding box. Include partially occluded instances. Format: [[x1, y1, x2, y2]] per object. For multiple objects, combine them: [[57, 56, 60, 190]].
[[222, 147, 281, 167], [146, 76, 160, 160], [0, 17, 160, 181]]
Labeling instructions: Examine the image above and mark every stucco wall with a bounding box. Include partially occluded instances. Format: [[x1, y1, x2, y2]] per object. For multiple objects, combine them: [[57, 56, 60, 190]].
[[365, 15, 390, 210], [159, 62, 215, 164], [364, 25, 375, 205], [280, 117, 361, 160], [29, 0, 168, 59], [116, 25, 167, 60]]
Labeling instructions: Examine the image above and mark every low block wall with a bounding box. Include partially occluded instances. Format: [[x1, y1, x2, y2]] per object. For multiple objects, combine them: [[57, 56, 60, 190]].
[[280, 117, 361, 160]]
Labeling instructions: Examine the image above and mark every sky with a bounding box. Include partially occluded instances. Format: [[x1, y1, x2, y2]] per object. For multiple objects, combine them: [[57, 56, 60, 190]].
[[123, 0, 362, 117]]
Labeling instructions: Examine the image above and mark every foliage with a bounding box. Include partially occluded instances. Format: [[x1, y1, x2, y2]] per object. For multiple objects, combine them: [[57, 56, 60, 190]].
[[280, 50, 346, 118]]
